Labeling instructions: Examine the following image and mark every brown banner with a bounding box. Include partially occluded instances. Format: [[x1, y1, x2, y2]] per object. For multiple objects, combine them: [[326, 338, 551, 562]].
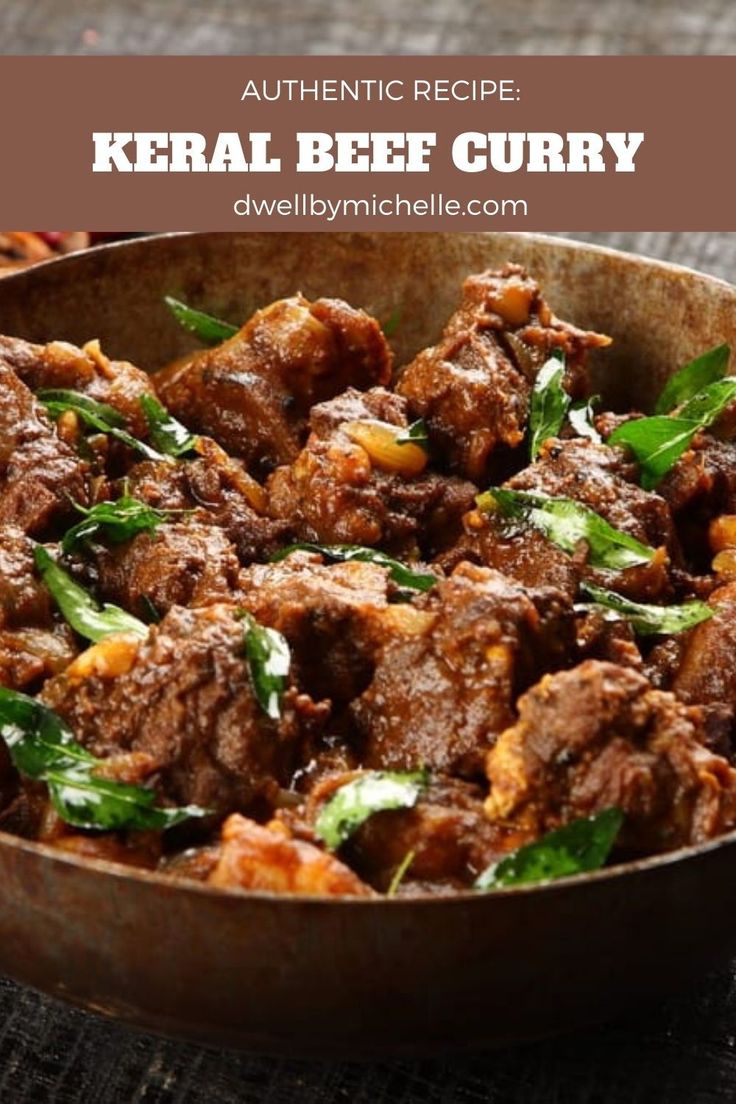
[[1, 56, 733, 230]]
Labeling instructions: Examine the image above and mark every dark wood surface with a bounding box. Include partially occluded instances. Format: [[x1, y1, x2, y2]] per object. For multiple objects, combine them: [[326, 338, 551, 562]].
[[3, 3, 736, 1101]]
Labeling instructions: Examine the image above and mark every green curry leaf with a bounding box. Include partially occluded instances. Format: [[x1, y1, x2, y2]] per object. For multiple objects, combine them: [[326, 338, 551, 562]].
[[39, 389, 164, 462], [0, 688, 207, 831], [568, 396, 602, 444], [34, 546, 148, 642], [271, 543, 437, 596], [394, 419, 430, 450], [62, 493, 174, 554], [609, 378, 736, 490], [475, 808, 623, 890], [476, 488, 655, 572], [529, 356, 570, 459], [164, 296, 239, 346], [239, 612, 291, 721], [315, 770, 429, 851], [139, 394, 200, 457], [579, 582, 713, 636], [655, 343, 731, 414]]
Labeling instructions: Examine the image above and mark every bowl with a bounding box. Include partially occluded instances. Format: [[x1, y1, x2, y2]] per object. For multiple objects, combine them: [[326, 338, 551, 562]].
[[0, 231, 734, 1057]]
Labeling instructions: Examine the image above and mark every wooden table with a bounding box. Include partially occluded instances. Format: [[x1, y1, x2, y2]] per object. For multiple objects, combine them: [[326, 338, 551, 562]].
[[2, 4, 736, 1100]]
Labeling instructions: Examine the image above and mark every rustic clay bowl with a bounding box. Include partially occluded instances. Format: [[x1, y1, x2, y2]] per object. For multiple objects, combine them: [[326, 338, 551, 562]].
[[0, 232, 734, 1057]]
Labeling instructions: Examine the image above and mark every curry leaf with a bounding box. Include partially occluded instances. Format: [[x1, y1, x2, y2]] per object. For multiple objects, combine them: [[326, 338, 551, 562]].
[[610, 378, 736, 490], [529, 357, 570, 459], [34, 546, 148, 642], [579, 582, 713, 636], [475, 808, 623, 890], [139, 394, 200, 457], [62, 493, 173, 554], [655, 343, 731, 414], [395, 419, 429, 450], [0, 688, 207, 831], [678, 377, 736, 423], [477, 488, 655, 572], [39, 389, 164, 462], [41, 391, 126, 427], [608, 416, 700, 490], [239, 612, 291, 721], [271, 543, 437, 595], [164, 296, 239, 346], [568, 396, 602, 443], [315, 770, 429, 851]]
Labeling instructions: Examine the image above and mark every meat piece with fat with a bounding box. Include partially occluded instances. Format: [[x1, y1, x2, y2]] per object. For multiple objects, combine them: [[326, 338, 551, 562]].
[[267, 387, 476, 558], [351, 562, 575, 778], [0, 527, 77, 690], [444, 437, 677, 602], [239, 552, 395, 705], [92, 519, 243, 620], [485, 659, 736, 852], [122, 435, 289, 564], [154, 295, 393, 477], [303, 773, 524, 894], [396, 264, 610, 482], [208, 814, 373, 897], [0, 360, 88, 536], [670, 583, 736, 709], [40, 604, 328, 815], [0, 334, 156, 438]]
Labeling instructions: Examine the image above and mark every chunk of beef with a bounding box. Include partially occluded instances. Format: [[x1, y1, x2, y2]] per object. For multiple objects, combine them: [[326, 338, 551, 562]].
[[574, 608, 642, 670], [0, 528, 78, 689], [508, 438, 675, 557], [396, 264, 610, 481], [439, 509, 581, 600], [92, 520, 242, 620], [304, 773, 521, 893], [647, 592, 736, 756], [208, 814, 372, 897], [397, 330, 530, 483], [486, 660, 736, 852], [154, 296, 392, 477], [41, 604, 328, 815], [0, 360, 88, 536], [671, 583, 736, 708], [658, 433, 736, 570], [0, 777, 60, 841], [0, 335, 156, 437], [351, 562, 575, 778], [0, 527, 53, 627], [644, 636, 687, 691], [122, 436, 289, 564], [447, 438, 676, 602], [0, 629, 78, 693], [445, 264, 610, 392], [239, 552, 394, 704], [267, 388, 476, 558]]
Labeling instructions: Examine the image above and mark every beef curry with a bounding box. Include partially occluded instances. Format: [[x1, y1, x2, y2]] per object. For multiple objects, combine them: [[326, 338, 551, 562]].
[[0, 264, 734, 897]]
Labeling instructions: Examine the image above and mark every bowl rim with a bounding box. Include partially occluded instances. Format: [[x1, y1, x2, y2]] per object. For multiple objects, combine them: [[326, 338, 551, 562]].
[[1, 228, 735, 907], [3, 823, 736, 907], [3, 229, 735, 298]]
